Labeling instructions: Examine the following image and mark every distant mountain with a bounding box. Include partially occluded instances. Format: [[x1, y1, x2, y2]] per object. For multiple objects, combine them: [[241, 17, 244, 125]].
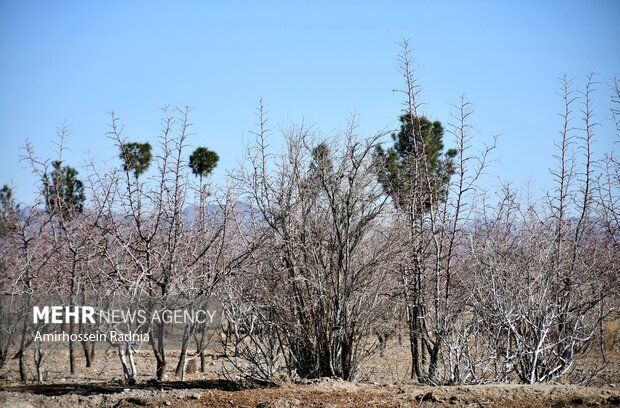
[[182, 201, 255, 226], [15, 201, 256, 228]]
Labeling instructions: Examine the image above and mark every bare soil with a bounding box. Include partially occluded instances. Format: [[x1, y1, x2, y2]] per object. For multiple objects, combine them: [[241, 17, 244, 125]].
[[1, 380, 620, 407], [1, 341, 619, 407]]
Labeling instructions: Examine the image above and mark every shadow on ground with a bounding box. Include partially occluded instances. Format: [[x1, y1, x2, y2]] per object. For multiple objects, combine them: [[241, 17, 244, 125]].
[[0, 379, 245, 397]]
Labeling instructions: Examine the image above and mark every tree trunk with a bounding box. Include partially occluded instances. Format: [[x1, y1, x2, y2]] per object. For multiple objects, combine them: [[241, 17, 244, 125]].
[[34, 339, 44, 382], [68, 321, 75, 374], [119, 344, 130, 381], [175, 324, 195, 378], [18, 321, 27, 382], [127, 344, 138, 385], [151, 322, 167, 381], [80, 321, 93, 367], [196, 323, 208, 372]]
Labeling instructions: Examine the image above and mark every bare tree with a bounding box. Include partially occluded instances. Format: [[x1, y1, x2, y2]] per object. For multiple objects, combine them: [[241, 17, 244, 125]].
[[227, 102, 396, 381], [462, 74, 616, 384], [381, 41, 494, 384]]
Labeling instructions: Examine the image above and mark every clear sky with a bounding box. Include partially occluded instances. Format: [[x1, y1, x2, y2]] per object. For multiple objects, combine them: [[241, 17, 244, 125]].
[[1, 0, 618, 204]]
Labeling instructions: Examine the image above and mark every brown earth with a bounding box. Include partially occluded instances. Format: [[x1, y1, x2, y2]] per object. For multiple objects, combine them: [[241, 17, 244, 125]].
[[1, 339, 619, 407], [1, 380, 620, 407]]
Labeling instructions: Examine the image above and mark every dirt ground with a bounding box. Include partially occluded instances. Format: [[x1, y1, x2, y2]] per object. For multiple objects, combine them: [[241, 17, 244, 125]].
[[1, 380, 620, 408], [1, 340, 619, 407]]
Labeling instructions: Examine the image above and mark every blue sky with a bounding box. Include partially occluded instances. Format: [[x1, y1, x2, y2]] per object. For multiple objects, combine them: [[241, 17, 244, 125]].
[[1, 1, 618, 204]]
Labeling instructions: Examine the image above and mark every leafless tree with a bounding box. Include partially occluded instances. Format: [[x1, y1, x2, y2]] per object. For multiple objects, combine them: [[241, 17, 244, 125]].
[[462, 74, 616, 384], [386, 40, 494, 384], [227, 102, 396, 381]]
